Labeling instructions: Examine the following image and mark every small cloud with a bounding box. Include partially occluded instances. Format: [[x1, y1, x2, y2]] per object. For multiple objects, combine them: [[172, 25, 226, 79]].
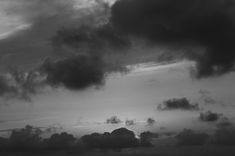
[[44, 123, 64, 134], [125, 119, 136, 126], [216, 117, 234, 129], [199, 111, 223, 122], [40, 56, 105, 90], [106, 116, 122, 124], [157, 97, 200, 111], [0, 69, 45, 102], [146, 117, 155, 126], [199, 89, 216, 105]]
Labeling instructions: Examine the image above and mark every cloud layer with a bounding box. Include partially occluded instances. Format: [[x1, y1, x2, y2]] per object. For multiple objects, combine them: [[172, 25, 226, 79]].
[[199, 111, 223, 122], [1, 0, 235, 99]]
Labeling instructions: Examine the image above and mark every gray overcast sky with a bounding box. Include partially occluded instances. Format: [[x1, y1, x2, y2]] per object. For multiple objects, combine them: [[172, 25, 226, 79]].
[[0, 0, 235, 136]]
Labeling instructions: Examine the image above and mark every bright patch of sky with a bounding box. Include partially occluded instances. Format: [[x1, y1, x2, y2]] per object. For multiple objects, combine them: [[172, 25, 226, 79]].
[[0, 0, 114, 40], [0, 9, 26, 39], [0, 61, 235, 136]]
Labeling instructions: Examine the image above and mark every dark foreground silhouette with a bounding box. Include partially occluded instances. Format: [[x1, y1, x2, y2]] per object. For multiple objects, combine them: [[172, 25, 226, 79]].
[[0, 125, 235, 155]]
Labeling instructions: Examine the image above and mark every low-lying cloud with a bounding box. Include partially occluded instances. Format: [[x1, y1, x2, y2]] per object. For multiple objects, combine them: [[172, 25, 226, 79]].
[[106, 116, 122, 124], [146, 117, 156, 126], [125, 119, 136, 126], [199, 111, 223, 122], [157, 97, 200, 111], [0, 69, 45, 101]]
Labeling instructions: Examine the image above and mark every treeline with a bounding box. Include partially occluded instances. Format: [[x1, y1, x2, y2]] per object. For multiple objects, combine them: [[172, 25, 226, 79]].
[[176, 127, 235, 146], [1, 124, 235, 154], [0, 125, 155, 154]]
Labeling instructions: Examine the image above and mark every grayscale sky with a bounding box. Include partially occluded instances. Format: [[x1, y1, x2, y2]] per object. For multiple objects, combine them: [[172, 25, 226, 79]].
[[0, 0, 235, 137]]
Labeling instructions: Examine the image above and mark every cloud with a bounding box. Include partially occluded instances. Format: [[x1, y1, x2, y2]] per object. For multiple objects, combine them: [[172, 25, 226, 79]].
[[1, 0, 235, 100], [42, 0, 235, 81], [0, 69, 45, 101], [216, 117, 234, 129], [52, 24, 130, 54], [0, 0, 110, 70], [0, 76, 17, 96], [110, 0, 235, 78], [106, 116, 122, 124], [157, 97, 200, 111], [198, 89, 216, 105], [199, 111, 223, 122], [0, 0, 131, 96], [146, 117, 156, 126], [40, 55, 105, 90], [125, 119, 136, 126]]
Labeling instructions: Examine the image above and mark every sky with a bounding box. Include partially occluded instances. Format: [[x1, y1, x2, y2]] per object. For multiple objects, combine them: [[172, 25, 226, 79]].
[[0, 0, 235, 137]]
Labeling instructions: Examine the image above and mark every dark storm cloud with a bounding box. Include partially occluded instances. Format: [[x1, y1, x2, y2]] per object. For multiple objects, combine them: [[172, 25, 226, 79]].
[[157, 97, 200, 111], [40, 55, 105, 90], [0, 0, 128, 96], [199, 111, 223, 122], [52, 24, 130, 53], [110, 0, 235, 78], [2, 0, 235, 100]]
